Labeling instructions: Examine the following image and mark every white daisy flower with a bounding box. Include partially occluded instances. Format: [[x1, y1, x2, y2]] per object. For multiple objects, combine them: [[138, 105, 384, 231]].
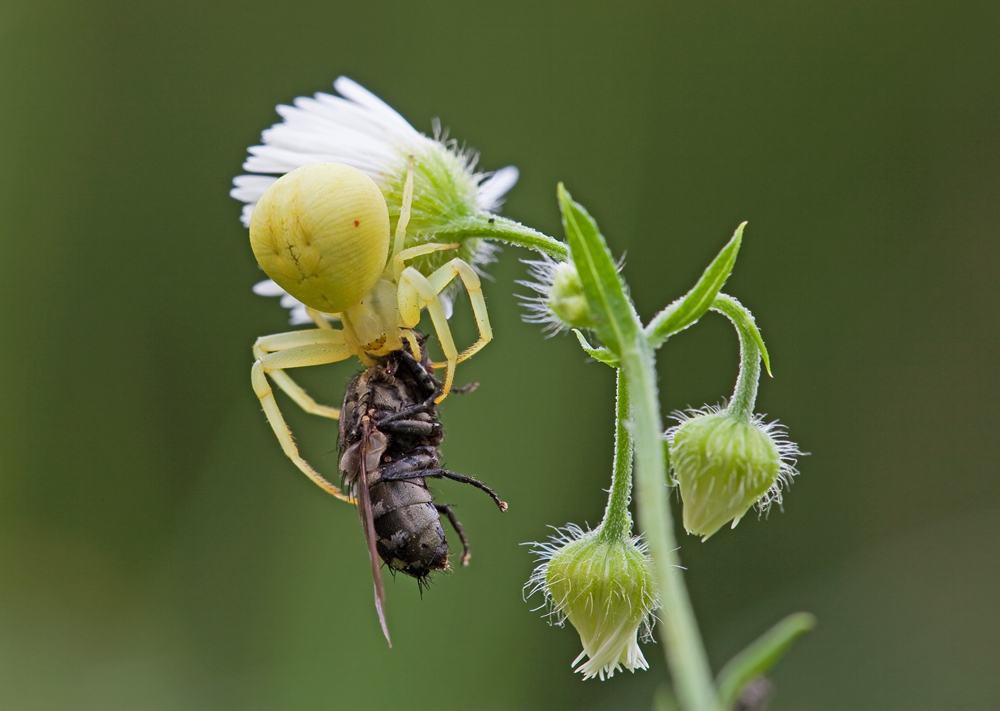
[[233, 77, 531, 322]]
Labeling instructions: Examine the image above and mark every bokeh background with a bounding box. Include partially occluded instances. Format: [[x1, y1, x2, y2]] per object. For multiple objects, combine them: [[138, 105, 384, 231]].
[[2, 1, 998, 709]]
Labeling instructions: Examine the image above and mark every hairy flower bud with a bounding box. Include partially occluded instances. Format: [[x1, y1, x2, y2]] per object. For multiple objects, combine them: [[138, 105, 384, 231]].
[[667, 406, 801, 540], [519, 257, 596, 333], [526, 524, 657, 680], [547, 262, 594, 329]]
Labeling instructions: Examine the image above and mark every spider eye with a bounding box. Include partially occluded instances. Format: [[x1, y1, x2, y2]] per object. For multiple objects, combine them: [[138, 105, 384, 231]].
[[250, 163, 390, 314]]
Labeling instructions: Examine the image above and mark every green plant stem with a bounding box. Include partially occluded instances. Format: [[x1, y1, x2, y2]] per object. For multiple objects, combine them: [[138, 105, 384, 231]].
[[555, 184, 718, 709], [711, 294, 762, 422], [434, 214, 569, 261], [598, 368, 634, 541], [619, 337, 719, 711]]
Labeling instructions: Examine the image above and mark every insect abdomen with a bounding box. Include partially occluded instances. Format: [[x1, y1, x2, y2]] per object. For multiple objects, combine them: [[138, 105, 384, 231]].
[[369, 479, 449, 578]]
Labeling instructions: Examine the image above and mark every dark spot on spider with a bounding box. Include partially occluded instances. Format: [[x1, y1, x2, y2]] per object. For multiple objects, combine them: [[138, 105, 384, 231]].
[[354, 220, 360, 227], [488, 217, 495, 224]]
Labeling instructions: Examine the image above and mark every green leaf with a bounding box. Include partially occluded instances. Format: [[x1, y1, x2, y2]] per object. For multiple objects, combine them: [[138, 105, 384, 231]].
[[434, 214, 568, 261], [645, 222, 745, 350], [710, 293, 772, 377], [558, 184, 639, 355], [573, 329, 619, 366], [716, 612, 816, 708]]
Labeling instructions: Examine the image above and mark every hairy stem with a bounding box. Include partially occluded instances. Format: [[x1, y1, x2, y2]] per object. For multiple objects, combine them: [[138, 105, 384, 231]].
[[620, 337, 718, 711], [599, 368, 634, 541], [711, 294, 762, 422]]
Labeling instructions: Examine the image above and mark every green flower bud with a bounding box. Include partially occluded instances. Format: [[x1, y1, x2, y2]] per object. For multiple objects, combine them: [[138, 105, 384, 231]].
[[667, 406, 801, 540], [526, 524, 658, 680], [519, 257, 596, 333], [547, 262, 594, 329]]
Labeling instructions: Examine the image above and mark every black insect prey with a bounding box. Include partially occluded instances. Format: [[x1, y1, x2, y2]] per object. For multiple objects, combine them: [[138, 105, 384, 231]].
[[337, 338, 507, 646]]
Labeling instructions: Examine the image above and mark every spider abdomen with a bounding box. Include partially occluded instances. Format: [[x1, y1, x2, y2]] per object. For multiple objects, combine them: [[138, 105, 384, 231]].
[[249, 163, 390, 313]]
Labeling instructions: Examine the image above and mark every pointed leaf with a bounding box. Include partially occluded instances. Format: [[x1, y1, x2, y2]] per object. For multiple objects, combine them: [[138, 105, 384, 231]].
[[573, 329, 619, 367], [645, 223, 745, 349], [716, 612, 816, 708], [558, 184, 640, 356]]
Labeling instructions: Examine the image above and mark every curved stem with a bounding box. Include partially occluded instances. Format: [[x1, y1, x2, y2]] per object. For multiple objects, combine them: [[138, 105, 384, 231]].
[[621, 339, 718, 711], [710, 294, 762, 422], [599, 368, 634, 542]]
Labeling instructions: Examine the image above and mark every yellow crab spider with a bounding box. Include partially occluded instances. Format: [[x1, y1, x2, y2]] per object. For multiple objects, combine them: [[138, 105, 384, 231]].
[[248, 161, 493, 501]]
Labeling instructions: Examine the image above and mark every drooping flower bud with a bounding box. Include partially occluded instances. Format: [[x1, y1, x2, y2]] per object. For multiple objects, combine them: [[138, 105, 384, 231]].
[[666, 405, 801, 540], [526, 524, 657, 680]]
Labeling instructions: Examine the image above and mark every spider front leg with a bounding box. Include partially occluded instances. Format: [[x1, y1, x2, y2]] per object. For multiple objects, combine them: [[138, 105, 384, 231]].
[[252, 328, 355, 502], [254, 329, 349, 419], [397, 256, 493, 401]]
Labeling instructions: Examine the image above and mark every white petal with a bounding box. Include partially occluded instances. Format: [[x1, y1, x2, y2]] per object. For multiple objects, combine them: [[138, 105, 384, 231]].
[[230, 174, 277, 203], [252, 279, 285, 296], [240, 203, 255, 227], [477, 165, 519, 211], [439, 291, 454, 320], [289, 305, 313, 325], [333, 77, 419, 136], [243, 146, 391, 181]]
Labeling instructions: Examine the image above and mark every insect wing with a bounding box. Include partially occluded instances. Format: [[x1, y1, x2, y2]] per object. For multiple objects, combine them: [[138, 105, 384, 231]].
[[358, 417, 391, 646]]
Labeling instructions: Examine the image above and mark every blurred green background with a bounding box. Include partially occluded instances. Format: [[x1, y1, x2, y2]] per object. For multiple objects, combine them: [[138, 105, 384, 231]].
[[2, 1, 998, 709]]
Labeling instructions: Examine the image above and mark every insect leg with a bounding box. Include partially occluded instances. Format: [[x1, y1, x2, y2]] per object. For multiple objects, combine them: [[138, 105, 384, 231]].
[[377, 419, 441, 438], [379, 453, 440, 480], [396, 345, 444, 396], [380, 468, 507, 512], [398, 342, 477, 395], [376, 394, 438, 425], [450, 381, 479, 395], [435, 504, 471, 566]]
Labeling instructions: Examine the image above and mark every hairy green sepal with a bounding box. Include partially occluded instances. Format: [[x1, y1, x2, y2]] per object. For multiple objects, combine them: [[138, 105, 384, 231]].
[[573, 330, 619, 367]]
